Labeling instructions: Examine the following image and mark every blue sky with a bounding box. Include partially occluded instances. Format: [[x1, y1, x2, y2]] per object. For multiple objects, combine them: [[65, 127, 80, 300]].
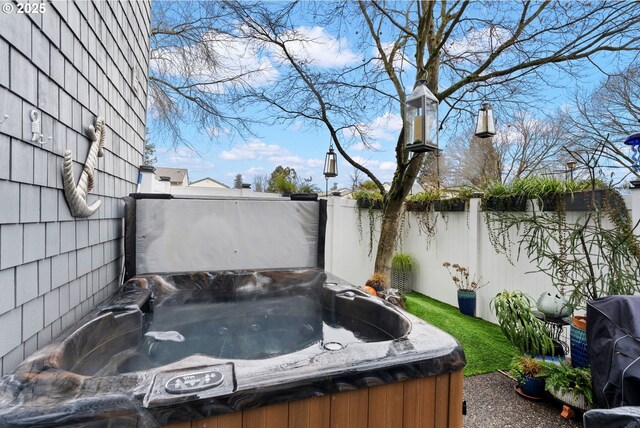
[[149, 3, 634, 189]]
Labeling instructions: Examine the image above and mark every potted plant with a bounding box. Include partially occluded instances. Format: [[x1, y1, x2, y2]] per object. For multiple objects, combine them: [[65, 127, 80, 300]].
[[364, 272, 387, 294], [490, 290, 556, 357], [433, 187, 473, 212], [391, 253, 415, 293], [510, 355, 546, 399], [481, 180, 527, 211], [405, 189, 440, 212], [540, 360, 593, 411], [354, 189, 383, 209], [443, 262, 487, 316], [570, 315, 589, 368]]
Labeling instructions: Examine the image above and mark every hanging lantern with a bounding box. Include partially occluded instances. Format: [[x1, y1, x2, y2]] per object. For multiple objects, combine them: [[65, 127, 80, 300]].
[[475, 103, 496, 138], [624, 132, 640, 172], [404, 80, 439, 153], [323, 146, 338, 178]]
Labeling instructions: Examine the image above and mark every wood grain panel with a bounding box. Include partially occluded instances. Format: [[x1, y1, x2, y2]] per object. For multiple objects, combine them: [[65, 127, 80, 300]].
[[161, 370, 465, 428], [367, 381, 404, 428], [329, 388, 369, 428], [402, 376, 436, 428], [243, 402, 289, 428], [433, 373, 451, 428], [163, 422, 192, 428], [193, 411, 243, 428], [288, 394, 331, 428], [447, 370, 464, 428]]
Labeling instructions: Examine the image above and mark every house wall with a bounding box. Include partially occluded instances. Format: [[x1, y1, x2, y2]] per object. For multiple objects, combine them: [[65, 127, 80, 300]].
[[0, 0, 150, 374], [324, 194, 633, 323]]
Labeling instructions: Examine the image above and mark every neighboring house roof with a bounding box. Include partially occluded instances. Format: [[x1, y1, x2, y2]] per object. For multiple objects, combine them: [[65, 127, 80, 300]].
[[155, 167, 189, 184], [189, 177, 229, 188]]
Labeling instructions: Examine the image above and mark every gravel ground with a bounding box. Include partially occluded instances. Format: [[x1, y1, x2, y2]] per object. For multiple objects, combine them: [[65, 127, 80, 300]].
[[464, 372, 583, 428]]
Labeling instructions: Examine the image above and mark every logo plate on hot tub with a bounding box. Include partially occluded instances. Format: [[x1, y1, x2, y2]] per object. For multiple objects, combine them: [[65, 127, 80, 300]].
[[164, 370, 224, 394]]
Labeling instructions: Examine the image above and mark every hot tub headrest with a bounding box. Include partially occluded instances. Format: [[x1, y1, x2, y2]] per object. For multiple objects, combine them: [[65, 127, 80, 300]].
[[125, 197, 325, 277]]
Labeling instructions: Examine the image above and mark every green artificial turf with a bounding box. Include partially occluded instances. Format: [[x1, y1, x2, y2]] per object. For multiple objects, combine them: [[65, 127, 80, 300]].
[[405, 292, 518, 377]]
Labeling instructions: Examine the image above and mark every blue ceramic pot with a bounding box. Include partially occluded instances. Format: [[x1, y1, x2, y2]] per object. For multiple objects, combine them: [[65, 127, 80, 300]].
[[570, 322, 589, 368], [520, 375, 546, 398], [457, 290, 476, 317]]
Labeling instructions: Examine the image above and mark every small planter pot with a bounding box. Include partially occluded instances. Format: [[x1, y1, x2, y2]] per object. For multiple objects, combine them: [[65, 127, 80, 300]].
[[391, 270, 413, 293], [356, 197, 383, 209], [570, 315, 589, 368], [481, 195, 527, 212], [519, 375, 546, 399], [405, 200, 433, 212], [549, 386, 591, 411], [565, 190, 606, 211], [434, 198, 466, 212], [457, 290, 476, 316], [538, 194, 565, 212], [290, 193, 318, 201]]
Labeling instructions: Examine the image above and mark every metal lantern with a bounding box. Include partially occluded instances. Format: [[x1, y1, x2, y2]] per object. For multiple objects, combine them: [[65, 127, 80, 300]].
[[404, 80, 439, 153], [323, 146, 338, 178], [475, 103, 496, 138], [624, 132, 640, 172], [566, 160, 577, 181]]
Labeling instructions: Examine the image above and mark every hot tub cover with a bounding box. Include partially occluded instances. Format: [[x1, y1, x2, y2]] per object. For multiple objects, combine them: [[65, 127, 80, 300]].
[[587, 296, 640, 408]]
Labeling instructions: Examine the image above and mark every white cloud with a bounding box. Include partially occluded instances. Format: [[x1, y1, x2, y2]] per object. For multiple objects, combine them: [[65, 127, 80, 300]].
[[275, 26, 361, 67], [379, 161, 396, 171], [306, 158, 324, 168], [151, 31, 279, 93], [157, 147, 215, 172], [445, 27, 511, 65], [246, 166, 266, 175], [343, 112, 403, 149], [219, 140, 282, 160], [206, 126, 232, 138]]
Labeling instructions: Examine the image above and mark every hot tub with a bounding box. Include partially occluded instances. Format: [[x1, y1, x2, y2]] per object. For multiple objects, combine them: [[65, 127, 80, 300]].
[[0, 269, 465, 427]]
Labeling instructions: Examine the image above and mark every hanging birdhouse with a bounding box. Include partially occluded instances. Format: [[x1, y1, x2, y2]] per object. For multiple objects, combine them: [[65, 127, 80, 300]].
[[404, 80, 439, 153]]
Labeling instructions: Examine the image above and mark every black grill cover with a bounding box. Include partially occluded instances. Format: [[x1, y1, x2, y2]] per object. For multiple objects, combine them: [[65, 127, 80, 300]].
[[587, 296, 640, 409], [583, 407, 640, 427]]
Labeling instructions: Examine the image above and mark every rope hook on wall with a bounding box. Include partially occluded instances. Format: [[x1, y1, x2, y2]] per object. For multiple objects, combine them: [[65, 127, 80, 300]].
[[30, 110, 52, 145], [62, 116, 106, 218]]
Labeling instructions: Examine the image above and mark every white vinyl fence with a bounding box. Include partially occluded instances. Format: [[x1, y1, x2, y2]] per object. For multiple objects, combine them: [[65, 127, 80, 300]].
[[324, 192, 638, 323]]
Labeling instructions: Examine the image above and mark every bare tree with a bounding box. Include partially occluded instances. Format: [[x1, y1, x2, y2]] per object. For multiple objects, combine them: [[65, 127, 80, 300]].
[[497, 110, 567, 182], [162, 1, 640, 277], [148, 2, 267, 146], [252, 174, 268, 192], [446, 131, 502, 188], [561, 65, 640, 182]]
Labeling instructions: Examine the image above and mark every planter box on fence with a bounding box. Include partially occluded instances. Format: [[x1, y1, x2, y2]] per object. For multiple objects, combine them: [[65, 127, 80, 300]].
[[405, 200, 433, 212], [356, 197, 383, 209], [565, 189, 606, 211], [481, 195, 527, 212], [434, 198, 467, 212]]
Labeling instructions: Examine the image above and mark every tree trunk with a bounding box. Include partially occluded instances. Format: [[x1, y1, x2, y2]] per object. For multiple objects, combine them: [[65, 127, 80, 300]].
[[373, 152, 425, 281]]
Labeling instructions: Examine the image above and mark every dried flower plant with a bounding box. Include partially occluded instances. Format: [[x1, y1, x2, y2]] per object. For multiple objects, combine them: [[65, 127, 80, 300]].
[[442, 262, 488, 292]]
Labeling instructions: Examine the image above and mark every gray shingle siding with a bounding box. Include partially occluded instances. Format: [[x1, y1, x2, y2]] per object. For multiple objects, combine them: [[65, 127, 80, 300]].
[[0, 0, 150, 375]]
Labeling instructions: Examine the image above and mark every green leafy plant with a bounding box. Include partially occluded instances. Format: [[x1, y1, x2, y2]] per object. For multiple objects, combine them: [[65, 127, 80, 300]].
[[405, 189, 441, 211], [392, 253, 415, 272], [509, 355, 545, 384], [539, 360, 594, 407], [443, 262, 487, 292], [353, 189, 383, 256], [490, 290, 555, 356]]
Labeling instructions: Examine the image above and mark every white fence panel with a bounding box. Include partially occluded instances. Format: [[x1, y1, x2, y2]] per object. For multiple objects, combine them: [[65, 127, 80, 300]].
[[325, 194, 633, 323]]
